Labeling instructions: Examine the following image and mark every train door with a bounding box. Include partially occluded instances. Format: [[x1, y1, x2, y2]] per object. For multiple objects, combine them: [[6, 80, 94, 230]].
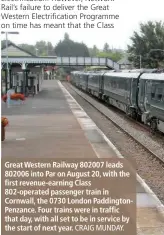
[[144, 80, 151, 111], [131, 77, 139, 107], [138, 79, 146, 112], [99, 73, 104, 96], [86, 74, 89, 91], [129, 78, 134, 107], [99, 75, 101, 94], [127, 78, 131, 105], [84, 74, 87, 90]]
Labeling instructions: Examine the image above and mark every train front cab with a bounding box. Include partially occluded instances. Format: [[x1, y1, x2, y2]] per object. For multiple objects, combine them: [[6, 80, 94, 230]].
[[138, 73, 164, 132], [70, 71, 79, 86]]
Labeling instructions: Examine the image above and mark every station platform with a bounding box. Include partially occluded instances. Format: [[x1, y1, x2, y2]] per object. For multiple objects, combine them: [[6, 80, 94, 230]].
[[2, 80, 164, 234], [2, 80, 117, 158]]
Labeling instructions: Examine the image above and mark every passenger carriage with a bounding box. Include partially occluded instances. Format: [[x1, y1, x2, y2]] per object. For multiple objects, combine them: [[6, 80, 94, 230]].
[[102, 72, 140, 118]]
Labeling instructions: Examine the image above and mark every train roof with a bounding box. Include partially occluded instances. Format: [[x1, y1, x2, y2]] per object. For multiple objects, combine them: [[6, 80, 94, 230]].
[[140, 73, 164, 81], [71, 70, 164, 80], [74, 71, 141, 77], [72, 70, 106, 76], [88, 71, 107, 75], [119, 69, 159, 73], [104, 72, 141, 78], [71, 71, 84, 73], [71, 70, 92, 74]]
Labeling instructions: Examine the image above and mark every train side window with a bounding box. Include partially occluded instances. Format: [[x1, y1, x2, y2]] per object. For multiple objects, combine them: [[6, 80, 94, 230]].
[[151, 93, 155, 99], [156, 88, 163, 101], [126, 80, 129, 90], [119, 80, 121, 89], [151, 85, 156, 99], [140, 82, 144, 98], [157, 94, 162, 101], [120, 80, 123, 89], [112, 80, 116, 88], [120, 82, 122, 89], [112, 79, 114, 88]]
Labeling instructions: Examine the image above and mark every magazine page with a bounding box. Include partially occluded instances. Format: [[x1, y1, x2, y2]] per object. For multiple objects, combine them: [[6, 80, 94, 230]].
[[1, 0, 164, 234]]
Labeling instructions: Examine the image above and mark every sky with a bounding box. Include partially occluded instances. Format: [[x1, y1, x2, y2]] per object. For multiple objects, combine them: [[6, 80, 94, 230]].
[[0, 0, 164, 50]]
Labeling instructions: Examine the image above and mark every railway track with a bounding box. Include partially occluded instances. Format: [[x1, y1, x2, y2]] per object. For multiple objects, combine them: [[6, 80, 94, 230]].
[[99, 95, 164, 141], [64, 82, 164, 165]]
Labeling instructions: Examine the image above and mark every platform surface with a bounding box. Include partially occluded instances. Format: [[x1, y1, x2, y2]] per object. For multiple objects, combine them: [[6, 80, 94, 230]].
[[2, 80, 164, 234]]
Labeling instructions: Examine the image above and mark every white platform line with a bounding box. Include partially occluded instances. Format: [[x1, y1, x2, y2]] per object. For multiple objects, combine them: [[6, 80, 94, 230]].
[[58, 81, 164, 216]]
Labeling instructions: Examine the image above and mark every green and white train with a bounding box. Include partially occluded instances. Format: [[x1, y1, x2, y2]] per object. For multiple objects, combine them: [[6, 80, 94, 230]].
[[70, 70, 164, 133]]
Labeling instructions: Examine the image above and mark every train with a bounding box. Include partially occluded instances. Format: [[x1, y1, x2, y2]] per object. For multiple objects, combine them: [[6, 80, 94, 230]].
[[70, 69, 164, 134]]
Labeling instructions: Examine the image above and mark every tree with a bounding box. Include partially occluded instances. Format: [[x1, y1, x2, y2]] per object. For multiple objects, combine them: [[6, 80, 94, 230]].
[[97, 51, 123, 62], [35, 41, 47, 56], [89, 45, 99, 57], [54, 34, 89, 57], [127, 21, 164, 68], [64, 32, 70, 41], [103, 43, 110, 53], [18, 44, 36, 55], [47, 42, 54, 56]]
